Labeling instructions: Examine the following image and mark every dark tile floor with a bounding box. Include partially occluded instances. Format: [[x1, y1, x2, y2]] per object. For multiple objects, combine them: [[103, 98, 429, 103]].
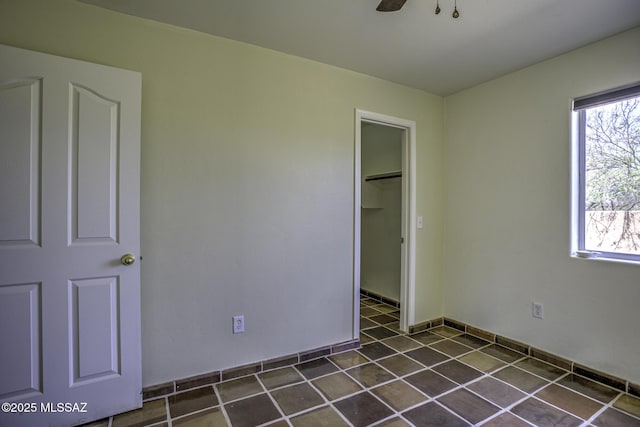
[[90, 296, 640, 427]]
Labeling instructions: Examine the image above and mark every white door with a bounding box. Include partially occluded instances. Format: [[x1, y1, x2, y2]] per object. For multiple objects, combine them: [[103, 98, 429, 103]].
[[0, 44, 141, 427]]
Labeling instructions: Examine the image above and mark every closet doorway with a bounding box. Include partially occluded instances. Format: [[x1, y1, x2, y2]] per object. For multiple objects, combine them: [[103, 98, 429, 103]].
[[354, 110, 416, 336]]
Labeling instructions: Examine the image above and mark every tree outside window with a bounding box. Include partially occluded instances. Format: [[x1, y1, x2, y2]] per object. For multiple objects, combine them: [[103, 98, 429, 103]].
[[583, 96, 640, 255]]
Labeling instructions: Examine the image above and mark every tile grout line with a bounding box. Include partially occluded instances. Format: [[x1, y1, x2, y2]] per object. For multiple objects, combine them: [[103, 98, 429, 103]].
[[258, 373, 290, 426], [164, 396, 171, 427], [215, 379, 241, 427]]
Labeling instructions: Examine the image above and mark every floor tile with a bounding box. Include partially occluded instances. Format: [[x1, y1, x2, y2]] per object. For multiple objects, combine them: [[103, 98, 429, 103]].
[[493, 366, 549, 394], [614, 394, 640, 418], [377, 354, 424, 377], [358, 341, 396, 360], [295, 358, 339, 380], [386, 321, 402, 332], [346, 363, 396, 388], [430, 326, 463, 338], [329, 350, 369, 369], [451, 334, 490, 349], [458, 351, 506, 373], [479, 412, 531, 427], [360, 307, 383, 316], [430, 340, 473, 357], [437, 388, 500, 424], [359, 317, 377, 329], [333, 391, 395, 427], [558, 374, 621, 404], [270, 382, 324, 415], [405, 346, 450, 367], [258, 367, 304, 390], [381, 335, 422, 352], [481, 344, 524, 363], [168, 386, 218, 418], [467, 376, 526, 408], [363, 326, 399, 340], [290, 406, 349, 427], [410, 331, 444, 345], [370, 379, 428, 411], [405, 369, 457, 397], [432, 360, 483, 385], [512, 397, 582, 427], [369, 313, 397, 324], [216, 375, 263, 403], [593, 407, 640, 427], [535, 383, 603, 420], [373, 304, 399, 314], [112, 398, 167, 427], [224, 393, 281, 427], [402, 401, 470, 427], [376, 417, 412, 427], [312, 372, 362, 401], [360, 298, 377, 306], [265, 421, 289, 427], [172, 407, 227, 427], [359, 332, 375, 344], [515, 357, 567, 381]]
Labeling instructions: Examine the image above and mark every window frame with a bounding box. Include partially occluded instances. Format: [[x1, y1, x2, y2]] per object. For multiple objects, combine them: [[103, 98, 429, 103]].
[[572, 82, 640, 264]]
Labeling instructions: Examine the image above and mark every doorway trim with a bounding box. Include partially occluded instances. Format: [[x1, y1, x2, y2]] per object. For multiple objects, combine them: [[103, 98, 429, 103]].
[[354, 109, 416, 336]]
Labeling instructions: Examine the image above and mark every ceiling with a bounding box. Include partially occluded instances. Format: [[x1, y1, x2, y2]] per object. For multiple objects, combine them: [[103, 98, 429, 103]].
[[81, 0, 640, 96]]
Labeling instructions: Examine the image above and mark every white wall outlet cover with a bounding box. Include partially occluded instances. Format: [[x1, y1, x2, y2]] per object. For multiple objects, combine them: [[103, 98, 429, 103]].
[[233, 315, 244, 333], [532, 303, 544, 319]]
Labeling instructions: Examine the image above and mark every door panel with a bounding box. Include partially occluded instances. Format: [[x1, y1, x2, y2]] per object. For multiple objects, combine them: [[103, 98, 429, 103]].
[[0, 44, 141, 427], [71, 84, 119, 244], [0, 79, 41, 247], [70, 277, 120, 383], [0, 283, 41, 400]]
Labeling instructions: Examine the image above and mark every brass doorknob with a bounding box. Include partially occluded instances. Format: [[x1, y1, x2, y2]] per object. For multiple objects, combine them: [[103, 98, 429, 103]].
[[121, 253, 136, 266]]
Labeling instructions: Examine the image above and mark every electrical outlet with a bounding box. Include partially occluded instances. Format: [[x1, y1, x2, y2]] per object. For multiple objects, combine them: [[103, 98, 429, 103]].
[[233, 315, 244, 334], [532, 303, 544, 319]]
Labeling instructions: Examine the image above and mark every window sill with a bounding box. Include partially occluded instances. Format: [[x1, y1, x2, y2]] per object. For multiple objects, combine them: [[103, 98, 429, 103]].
[[571, 251, 640, 266]]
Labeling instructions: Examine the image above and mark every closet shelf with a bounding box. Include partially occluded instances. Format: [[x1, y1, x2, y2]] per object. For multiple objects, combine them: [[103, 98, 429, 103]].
[[364, 171, 402, 182]]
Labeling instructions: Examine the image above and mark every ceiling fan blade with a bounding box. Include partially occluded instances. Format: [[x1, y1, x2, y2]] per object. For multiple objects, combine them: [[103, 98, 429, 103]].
[[376, 0, 407, 12]]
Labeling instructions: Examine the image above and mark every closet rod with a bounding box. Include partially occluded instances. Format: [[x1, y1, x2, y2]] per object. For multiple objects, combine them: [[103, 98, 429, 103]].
[[364, 171, 402, 182]]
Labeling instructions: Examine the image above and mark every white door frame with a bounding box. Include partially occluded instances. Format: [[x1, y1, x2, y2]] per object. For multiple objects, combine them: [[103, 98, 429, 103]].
[[354, 109, 416, 335]]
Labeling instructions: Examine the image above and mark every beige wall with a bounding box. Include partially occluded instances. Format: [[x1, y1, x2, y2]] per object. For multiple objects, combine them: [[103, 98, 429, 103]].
[[0, 0, 444, 386], [443, 27, 640, 383]]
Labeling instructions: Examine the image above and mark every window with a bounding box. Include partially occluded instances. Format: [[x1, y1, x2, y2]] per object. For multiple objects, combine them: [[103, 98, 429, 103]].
[[572, 83, 640, 263]]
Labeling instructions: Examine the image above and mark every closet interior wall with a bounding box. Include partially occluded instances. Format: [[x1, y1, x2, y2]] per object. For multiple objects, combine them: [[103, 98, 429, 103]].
[[360, 123, 403, 304]]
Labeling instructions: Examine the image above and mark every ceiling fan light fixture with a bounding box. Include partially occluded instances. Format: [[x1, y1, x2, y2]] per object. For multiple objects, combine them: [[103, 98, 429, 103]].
[[453, 0, 460, 18], [376, 0, 407, 12], [435, 0, 441, 14]]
